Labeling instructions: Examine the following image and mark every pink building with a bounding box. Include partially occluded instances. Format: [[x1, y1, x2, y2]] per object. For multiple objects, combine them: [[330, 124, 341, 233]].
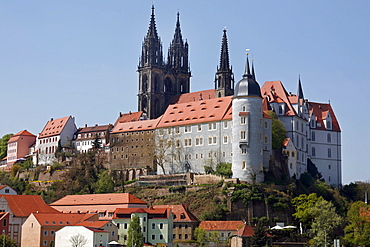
[[6, 130, 36, 167]]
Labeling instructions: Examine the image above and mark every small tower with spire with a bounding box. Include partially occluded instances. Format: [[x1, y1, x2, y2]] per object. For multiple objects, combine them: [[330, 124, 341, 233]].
[[215, 29, 234, 98], [137, 5, 166, 119], [165, 12, 191, 96], [232, 54, 264, 183]]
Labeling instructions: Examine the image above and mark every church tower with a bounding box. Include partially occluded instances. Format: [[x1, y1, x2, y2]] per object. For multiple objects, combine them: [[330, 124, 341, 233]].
[[215, 29, 234, 98], [232, 55, 264, 183], [138, 6, 166, 119], [165, 12, 191, 97]]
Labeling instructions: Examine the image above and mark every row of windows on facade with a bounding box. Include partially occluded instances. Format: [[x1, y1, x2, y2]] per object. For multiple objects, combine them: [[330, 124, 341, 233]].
[[312, 147, 333, 158], [42, 146, 57, 155], [39, 137, 58, 144], [75, 141, 103, 147], [112, 145, 151, 153], [8, 143, 16, 147], [121, 233, 165, 242], [310, 119, 332, 130], [311, 132, 333, 142], [76, 131, 106, 139]]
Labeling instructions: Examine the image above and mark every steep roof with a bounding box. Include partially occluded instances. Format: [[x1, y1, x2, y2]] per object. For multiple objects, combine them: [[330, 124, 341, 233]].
[[114, 111, 144, 126], [152, 204, 199, 222], [199, 221, 244, 231], [158, 96, 232, 128], [32, 213, 97, 226], [169, 89, 216, 105], [8, 130, 36, 143], [50, 193, 147, 206], [2, 195, 59, 217], [308, 102, 341, 132], [112, 118, 161, 133], [39, 116, 72, 138], [233, 224, 254, 237], [261, 81, 297, 116]]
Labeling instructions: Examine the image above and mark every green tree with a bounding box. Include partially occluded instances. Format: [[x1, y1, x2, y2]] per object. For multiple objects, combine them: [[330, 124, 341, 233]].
[[0, 234, 17, 247], [292, 193, 322, 227], [250, 218, 269, 247], [208, 231, 220, 243], [194, 227, 206, 246], [92, 134, 102, 149], [127, 214, 143, 247], [0, 133, 13, 160], [214, 162, 232, 178], [266, 111, 287, 149], [344, 201, 370, 246], [309, 199, 342, 247], [94, 170, 115, 193]]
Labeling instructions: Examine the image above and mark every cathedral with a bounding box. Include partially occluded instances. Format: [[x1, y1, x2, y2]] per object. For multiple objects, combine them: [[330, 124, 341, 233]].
[[110, 6, 342, 186]]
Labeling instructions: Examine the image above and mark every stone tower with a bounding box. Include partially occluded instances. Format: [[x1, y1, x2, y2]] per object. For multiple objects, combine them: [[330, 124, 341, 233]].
[[232, 56, 264, 183], [215, 29, 234, 98], [138, 7, 190, 119]]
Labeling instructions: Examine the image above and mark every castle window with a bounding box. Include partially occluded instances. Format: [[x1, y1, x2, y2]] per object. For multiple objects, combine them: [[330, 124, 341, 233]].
[[184, 125, 191, 133], [241, 131, 246, 140], [208, 137, 212, 145], [242, 161, 246, 170], [328, 148, 331, 158], [264, 136, 268, 144], [328, 164, 331, 169], [312, 131, 315, 141], [223, 136, 228, 144], [242, 106, 246, 111], [241, 148, 246, 154], [327, 121, 331, 130], [175, 127, 180, 134], [327, 133, 331, 143], [198, 124, 202, 131], [264, 121, 268, 129], [312, 147, 316, 156], [279, 105, 284, 114], [240, 117, 246, 125], [224, 121, 228, 129]]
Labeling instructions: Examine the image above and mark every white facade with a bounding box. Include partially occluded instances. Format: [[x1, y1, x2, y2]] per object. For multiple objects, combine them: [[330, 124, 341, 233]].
[[55, 226, 109, 247]]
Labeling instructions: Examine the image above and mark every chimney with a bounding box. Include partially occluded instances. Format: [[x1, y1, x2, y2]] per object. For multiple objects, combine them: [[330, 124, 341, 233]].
[[85, 124, 87, 128]]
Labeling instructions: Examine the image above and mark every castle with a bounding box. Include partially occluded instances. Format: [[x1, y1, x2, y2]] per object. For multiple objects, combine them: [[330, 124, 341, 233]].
[[10, 6, 341, 186]]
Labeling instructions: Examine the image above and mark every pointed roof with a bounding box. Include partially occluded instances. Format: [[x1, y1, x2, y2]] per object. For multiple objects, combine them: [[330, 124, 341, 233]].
[[114, 111, 144, 127], [219, 29, 230, 71], [7, 130, 36, 143], [308, 102, 341, 132], [2, 195, 59, 217], [152, 204, 199, 222], [234, 56, 262, 97], [50, 193, 147, 206], [39, 116, 73, 138], [297, 76, 304, 100], [172, 12, 183, 45], [233, 224, 254, 237], [146, 5, 158, 39]]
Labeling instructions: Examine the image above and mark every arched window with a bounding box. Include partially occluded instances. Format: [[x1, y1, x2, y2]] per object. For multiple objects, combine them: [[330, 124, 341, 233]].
[[328, 148, 331, 158], [327, 121, 331, 129], [327, 133, 331, 143], [312, 131, 315, 141], [312, 147, 316, 156]]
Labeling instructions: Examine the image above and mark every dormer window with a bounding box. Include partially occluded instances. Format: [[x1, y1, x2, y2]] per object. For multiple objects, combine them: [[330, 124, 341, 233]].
[[326, 121, 331, 130]]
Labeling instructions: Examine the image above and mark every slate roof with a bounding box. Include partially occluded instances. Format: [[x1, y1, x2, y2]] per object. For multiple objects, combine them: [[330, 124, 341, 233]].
[[50, 193, 147, 206], [2, 195, 59, 217], [199, 221, 244, 231]]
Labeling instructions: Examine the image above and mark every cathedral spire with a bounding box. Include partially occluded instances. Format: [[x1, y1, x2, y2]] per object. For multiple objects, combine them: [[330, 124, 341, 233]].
[[219, 28, 230, 71], [146, 5, 158, 39], [172, 12, 183, 45], [215, 28, 234, 97], [297, 75, 304, 100]]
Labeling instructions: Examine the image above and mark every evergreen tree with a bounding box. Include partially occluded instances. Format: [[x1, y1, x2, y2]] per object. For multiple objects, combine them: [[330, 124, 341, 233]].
[[92, 134, 102, 149], [250, 218, 269, 247], [127, 214, 143, 247], [0, 133, 13, 160], [266, 111, 287, 149]]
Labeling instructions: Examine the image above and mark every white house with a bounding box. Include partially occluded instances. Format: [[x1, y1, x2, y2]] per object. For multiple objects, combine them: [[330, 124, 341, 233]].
[[55, 226, 109, 247]]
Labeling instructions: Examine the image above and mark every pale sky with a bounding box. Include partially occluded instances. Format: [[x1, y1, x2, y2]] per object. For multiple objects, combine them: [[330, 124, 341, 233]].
[[1, 1, 369, 185]]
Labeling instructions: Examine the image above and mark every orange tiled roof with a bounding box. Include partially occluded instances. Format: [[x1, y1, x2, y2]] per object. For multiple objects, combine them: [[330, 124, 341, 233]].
[[8, 130, 36, 143], [0, 185, 7, 190], [32, 213, 97, 226], [114, 111, 144, 126], [282, 138, 291, 147], [308, 102, 341, 132], [113, 207, 170, 219], [233, 224, 254, 237], [261, 81, 297, 116], [2, 195, 59, 217], [152, 204, 199, 222], [75, 220, 110, 228], [39, 116, 71, 138], [199, 221, 244, 231], [111, 118, 161, 133], [169, 89, 216, 105], [157, 96, 232, 128], [50, 193, 147, 206]]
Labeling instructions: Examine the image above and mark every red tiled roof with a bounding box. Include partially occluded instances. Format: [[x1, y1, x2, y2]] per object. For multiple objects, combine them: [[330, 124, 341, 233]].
[[32, 213, 97, 226], [113, 208, 170, 219], [233, 225, 254, 237], [0, 185, 7, 190], [199, 221, 244, 231], [2, 195, 59, 217], [261, 81, 297, 116], [308, 102, 341, 132], [169, 89, 216, 105], [76, 124, 112, 134], [157, 96, 232, 128], [152, 204, 199, 222], [39, 116, 71, 138], [114, 111, 144, 126], [50, 193, 147, 206], [112, 117, 161, 133], [8, 130, 36, 143], [282, 138, 291, 147], [75, 220, 110, 228]]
